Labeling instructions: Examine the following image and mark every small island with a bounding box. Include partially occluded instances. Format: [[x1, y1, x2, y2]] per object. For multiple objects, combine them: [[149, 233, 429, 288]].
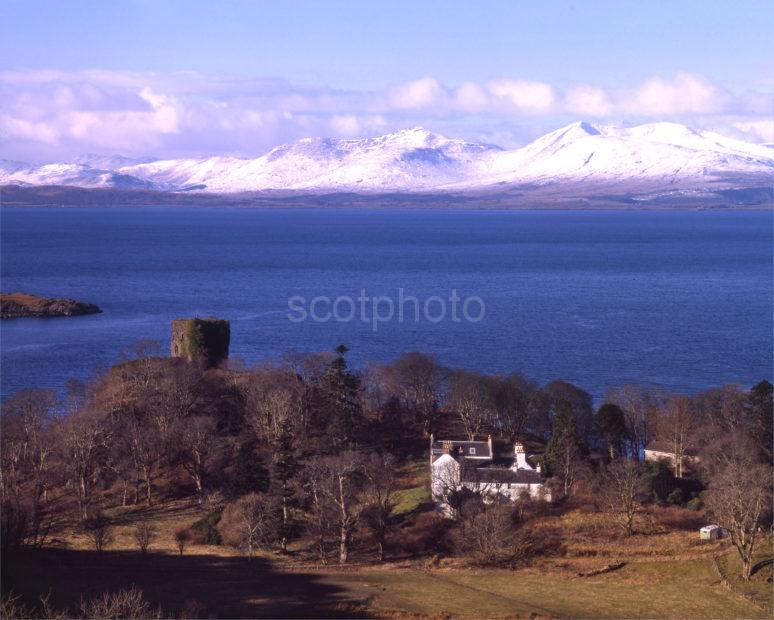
[[0, 291, 102, 319]]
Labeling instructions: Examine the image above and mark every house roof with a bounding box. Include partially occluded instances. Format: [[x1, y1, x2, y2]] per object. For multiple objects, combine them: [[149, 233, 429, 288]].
[[432, 440, 491, 459]]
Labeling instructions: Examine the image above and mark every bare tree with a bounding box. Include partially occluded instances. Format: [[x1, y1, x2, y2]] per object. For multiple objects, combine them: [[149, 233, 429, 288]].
[[0, 389, 59, 544], [282, 350, 333, 438], [599, 458, 642, 535], [126, 415, 163, 507], [361, 453, 397, 561], [218, 493, 277, 558], [606, 385, 662, 461], [446, 371, 491, 440], [84, 514, 113, 551], [59, 405, 111, 522], [654, 394, 699, 478], [430, 455, 462, 516], [303, 461, 337, 564], [544, 380, 595, 447], [544, 402, 587, 497], [463, 504, 515, 566], [304, 452, 365, 564], [133, 522, 156, 553], [101, 357, 192, 507], [704, 434, 773, 580], [79, 586, 162, 620], [244, 366, 303, 445], [696, 385, 748, 435], [485, 374, 538, 442], [174, 527, 192, 556], [390, 352, 443, 436], [175, 416, 217, 504]]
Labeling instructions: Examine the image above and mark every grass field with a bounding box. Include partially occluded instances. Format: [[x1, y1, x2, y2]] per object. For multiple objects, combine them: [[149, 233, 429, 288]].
[[6, 546, 771, 619], [4, 462, 772, 619]]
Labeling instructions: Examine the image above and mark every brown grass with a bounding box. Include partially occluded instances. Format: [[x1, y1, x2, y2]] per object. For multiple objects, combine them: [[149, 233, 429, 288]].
[[11, 494, 769, 619]]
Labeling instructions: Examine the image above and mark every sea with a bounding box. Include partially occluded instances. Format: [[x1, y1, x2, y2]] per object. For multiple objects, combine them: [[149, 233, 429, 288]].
[[1, 206, 772, 401]]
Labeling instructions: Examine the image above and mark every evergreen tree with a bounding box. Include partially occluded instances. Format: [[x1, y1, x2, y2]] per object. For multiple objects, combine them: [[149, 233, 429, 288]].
[[318, 345, 362, 451], [745, 379, 772, 464], [544, 402, 587, 496], [595, 403, 629, 459], [270, 425, 299, 552], [226, 438, 269, 499]]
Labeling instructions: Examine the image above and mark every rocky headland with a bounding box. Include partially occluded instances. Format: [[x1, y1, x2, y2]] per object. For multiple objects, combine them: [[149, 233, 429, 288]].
[[1, 292, 102, 318]]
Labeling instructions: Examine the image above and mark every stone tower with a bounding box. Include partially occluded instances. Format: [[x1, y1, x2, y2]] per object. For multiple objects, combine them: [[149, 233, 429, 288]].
[[171, 317, 230, 368]]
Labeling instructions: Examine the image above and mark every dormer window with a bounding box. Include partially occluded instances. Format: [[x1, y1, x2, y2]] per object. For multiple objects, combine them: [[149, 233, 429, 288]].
[[469, 447, 476, 455]]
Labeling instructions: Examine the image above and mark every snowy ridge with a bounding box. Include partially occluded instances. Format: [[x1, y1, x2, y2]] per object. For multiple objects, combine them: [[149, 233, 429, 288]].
[[1, 122, 772, 194]]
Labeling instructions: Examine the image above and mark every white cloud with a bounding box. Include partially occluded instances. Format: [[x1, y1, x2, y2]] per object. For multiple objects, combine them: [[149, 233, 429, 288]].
[[623, 72, 729, 116], [0, 115, 60, 144], [388, 77, 445, 109], [330, 114, 361, 136], [564, 85, 613, 117], [730, 119, 774, 143], [0, 69, 770, 162], [487, 79, 556, 113], [454, 82, 489, 112]]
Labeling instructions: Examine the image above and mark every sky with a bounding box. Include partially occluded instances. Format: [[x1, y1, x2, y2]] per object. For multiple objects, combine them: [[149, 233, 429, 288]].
[[1, 0, 772, 162]]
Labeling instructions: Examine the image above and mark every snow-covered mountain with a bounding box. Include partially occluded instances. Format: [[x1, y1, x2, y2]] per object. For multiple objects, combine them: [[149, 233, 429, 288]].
[[0, 161, 157, 190], [2, 122, 772, 196]]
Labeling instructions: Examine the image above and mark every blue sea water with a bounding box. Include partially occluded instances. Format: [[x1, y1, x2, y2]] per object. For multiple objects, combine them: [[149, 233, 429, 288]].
[[1, 207, 772, 400]]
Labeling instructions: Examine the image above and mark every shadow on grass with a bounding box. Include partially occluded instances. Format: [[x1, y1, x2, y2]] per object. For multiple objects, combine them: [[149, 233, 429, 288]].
[[2, 547, 372, 618], [751, 557, 773, 577], [106, 501, 196, 526]]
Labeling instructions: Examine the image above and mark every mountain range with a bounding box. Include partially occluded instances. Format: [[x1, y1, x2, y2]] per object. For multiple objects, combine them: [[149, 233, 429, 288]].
[[1, 122, 772, 205]]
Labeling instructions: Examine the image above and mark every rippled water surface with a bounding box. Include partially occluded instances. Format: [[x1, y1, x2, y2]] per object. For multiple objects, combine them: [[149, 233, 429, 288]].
[[1, 207, 771, 399]]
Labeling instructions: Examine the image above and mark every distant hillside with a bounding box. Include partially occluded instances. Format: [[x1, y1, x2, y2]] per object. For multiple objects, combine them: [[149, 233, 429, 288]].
[[1, 122, 772, 206]]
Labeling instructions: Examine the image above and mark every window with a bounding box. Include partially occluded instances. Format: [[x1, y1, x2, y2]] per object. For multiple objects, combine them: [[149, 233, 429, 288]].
[[469, 447, 476, 455]]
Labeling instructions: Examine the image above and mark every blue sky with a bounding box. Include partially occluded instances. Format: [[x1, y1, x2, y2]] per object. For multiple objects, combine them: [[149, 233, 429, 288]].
[[1, 0, 772, 160]]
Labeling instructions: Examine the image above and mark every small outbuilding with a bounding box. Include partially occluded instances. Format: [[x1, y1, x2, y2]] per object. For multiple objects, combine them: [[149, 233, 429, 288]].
[[699, 524, 722, 540]]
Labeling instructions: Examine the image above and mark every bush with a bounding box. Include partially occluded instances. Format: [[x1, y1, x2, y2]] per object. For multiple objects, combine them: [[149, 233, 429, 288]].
[[218, 493, 278, 557], [80, 586, 161, 619], [463, 505, 516, 567], [191, 511, 222, 545], [83, 515, 113, 552], [576, 502, 599, 514], [2, 587, 163, 619], [666, 488, 685, 506], [174, 527, 192, 555], [641, 459, 678, 502], [654, 506, 705, 531], [686, 496, 703, 511], [394, 513, 453, 556], [133, 522, 157, 553], [0, 500, 29, 555]]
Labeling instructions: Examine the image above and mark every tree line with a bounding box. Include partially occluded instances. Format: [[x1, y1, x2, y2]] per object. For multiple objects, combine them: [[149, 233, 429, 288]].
[[1, 342, 771, 577]]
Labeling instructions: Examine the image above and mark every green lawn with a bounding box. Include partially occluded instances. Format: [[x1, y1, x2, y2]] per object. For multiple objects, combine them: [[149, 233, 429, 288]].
[[392, 460, 431, 517]]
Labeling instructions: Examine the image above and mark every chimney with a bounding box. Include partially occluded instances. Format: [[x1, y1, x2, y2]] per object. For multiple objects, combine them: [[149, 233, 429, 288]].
[[514, 441, 532, 470], [487, 434, 493, 459], [536, 462, 542, 474], [442, 440, 454, 454]]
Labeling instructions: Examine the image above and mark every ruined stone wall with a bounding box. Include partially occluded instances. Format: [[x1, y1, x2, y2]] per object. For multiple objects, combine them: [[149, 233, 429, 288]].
[[171, 318, 230, 368]]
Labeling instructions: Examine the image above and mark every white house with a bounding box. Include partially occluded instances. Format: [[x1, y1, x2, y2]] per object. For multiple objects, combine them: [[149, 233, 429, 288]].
[[644, 440, 700, 476], [430, 436, 550, 515]]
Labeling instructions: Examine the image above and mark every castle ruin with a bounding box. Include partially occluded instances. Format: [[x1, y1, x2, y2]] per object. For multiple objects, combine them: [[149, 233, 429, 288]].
[[171, 317, 230, 368]]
